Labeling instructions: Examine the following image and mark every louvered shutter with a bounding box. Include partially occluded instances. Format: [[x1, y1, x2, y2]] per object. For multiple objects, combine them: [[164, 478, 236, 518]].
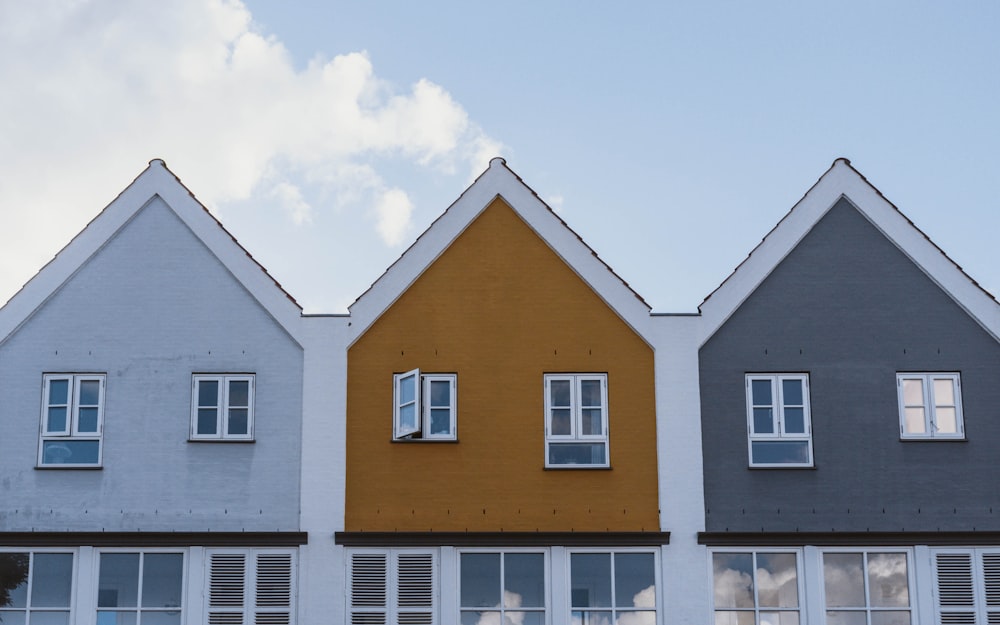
[[351, 552, 389, 625], [984, 553, 1000, 624], [209, 552, 248, 625], [255, 552, 294, 625], [396, 553, 434, 625]]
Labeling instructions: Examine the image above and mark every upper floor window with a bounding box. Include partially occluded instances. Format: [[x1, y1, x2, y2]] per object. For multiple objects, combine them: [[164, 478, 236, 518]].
[[0, 551, 74, 621], [39, 373, 105, 467], [191, 374, 255, 440], [544, 374, 609, 468], [745, 374, 812, 467], [393, 369, 456, 440], [897, 373, 964, 439]]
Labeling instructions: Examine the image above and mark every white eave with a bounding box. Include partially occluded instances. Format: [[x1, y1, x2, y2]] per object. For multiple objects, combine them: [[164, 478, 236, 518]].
[[0, 159, 304, 346], [697, 158, 1000, 345], [347, 157, 652, 346]]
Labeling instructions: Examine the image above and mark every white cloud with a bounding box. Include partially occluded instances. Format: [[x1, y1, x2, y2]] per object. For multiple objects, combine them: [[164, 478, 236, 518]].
[[0, 0, 501, 304]]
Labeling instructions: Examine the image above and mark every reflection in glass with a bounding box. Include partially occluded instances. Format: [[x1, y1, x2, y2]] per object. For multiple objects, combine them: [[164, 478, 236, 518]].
[[549, 443, 606, 465], [614, 553, 655, 608], [505, 554, 544, 608], [714, 611, 755, 625], [933, 379, 954, 405], [430, 409, 451, 435], [571, 553, 612, 608], [756, 553, 797, 608], [759, 611, 799, 625], [901, 379, 923, 406], [903, 408, 925, 434], [551, 409, 572, 436], [935, 407, 957, 433], [581, 409, 603, 436], [0, 552, 29, 608], [867, 553, 908, 607], [712, 553, 754, 609], [750, 441, 809, 465], [461, 554, 501, 608], [141, 554, 183, 608], [79, 380, 100, 406], [824, 553, 865, 607], [99, 553, 140, 607], [24, 613, 71, 625], [42, 441, 100, 465], [31, 553, 73, 607], [823, 551, 911, 625]]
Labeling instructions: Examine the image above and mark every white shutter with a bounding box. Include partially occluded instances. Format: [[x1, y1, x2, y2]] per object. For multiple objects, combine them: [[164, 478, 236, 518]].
[[983, 553, 1000, 624], [208, 549, 297, 625], [209, 552, 248, 625], [349, 550, 435, 624], [255, 552, 294, 625], [396, 553, 433, 624], [351, 553, 389, 624]]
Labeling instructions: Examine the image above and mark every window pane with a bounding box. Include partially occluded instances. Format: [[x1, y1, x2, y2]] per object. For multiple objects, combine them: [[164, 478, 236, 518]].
[[550, 380, 571, 407], [870, 611, 911, 625], [616, 611, 656, 625], [549, 443, 606, 466], [78, 380, 100, 405], [197, 408, 218, 435], [98, 553, 140, 607], [461, 553, 500, 608], [227, 409, 249, 435], [901, 379, 923, 406], [505, 612, 545, 625], [0, 613, 27, 625], [78, 407, 99, 433], [751, 441, 809, 465], [867, 553, 909, 608], [933, 379, 955, 405], [935, 408, 958, 434], [399, 404, 417, 433], [430, 409, 452, 435], [96, 612, 136, 625], [550, 409, 572, 436], [826, 612, 867, 625], [580, 380, 602, 406], [141, 554, 183, 608], [462, 611, 498, 625], [429, 380, 450, 406], [783, 408, 805, 434], [228, 381, 249, 407], [581, 408, 603, 436], [823, 553, 865, 608], [48, 379, 69, 404], [47, 407, 67, 433], [714, 611, 755, 625], [140, 613, 182, 625], [25, 613, 70, 625], [756, 553, 798, 608], [399, 375, 416, 404], [753, 408, 774, 434], [0, 552, 29, 608], [904, 408, 925, 434], [571, 553, 611, 608], [713, 553, 754, 609], [31, 553, 74, 607], [759, 611, 799, 625], [782, 379, 803, 406], [751, 380, 772, 405], [504, 553, 545, 608], [615, 553, 656, 608], [42, 440, 100, 465], [198, 381, 218, 407]]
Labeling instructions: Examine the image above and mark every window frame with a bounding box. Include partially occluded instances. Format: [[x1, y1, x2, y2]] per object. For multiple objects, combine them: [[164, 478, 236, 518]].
[[190, 374, 256, 441], [745, 373, 813, 468], [392, 369, 457, 441], [0, 548, 76, 623], [458, 548, 549, 625], [38, 373, 106, 468], [543, 373, 610, 468], [568, 548, 659, 625], [819, 548, 914, 625], [95, 548, 186, 624], [710, 548, 804, 625], [896, 372, 964, 440]]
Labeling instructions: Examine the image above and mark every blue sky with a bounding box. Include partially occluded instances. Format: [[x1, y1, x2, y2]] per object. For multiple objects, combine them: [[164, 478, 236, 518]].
[[1, 1, 997, 313]]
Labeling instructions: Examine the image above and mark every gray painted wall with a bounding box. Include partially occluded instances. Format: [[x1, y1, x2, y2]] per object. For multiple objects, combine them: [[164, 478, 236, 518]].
[[700, 198, 1000, 532], [0, 198, 303, 532]]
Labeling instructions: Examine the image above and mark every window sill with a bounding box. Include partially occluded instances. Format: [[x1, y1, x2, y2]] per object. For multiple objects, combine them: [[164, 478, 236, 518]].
[[391, 438, 459, 444], [899, 436, 967, 442], [544, 465, 612, 471], [35, 464, 103, 470], [187, 438, 256, 444], [748, 464, 816, 470]]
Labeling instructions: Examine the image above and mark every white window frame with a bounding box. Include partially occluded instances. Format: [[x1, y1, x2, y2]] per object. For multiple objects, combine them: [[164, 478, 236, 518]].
[[710, 548, 805, 625], [745, 373, 813, 467], [0, 549, 76, 623], [544, 373, 610, 468], [39, 373, 106, 467], [95, 548, 186, 624], [190, 374, 255, 441], [458, 548, 549, 625], [896, 372, 964, 439], [568, 548, 660, 625], [205, 548, 297, 625], [348, 548, 436, 625], [392, 369, 457, 440], [819, 548, 914, 625]]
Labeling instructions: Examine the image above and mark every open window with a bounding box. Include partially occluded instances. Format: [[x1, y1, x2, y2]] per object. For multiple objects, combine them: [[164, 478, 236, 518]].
[[393, 369, 456, 440]]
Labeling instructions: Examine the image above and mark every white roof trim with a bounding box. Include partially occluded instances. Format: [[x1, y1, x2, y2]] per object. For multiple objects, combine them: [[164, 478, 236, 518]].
[[698, 158, 1000, 344], [0, 160, 304, 346], [348, 158, 652, 345]]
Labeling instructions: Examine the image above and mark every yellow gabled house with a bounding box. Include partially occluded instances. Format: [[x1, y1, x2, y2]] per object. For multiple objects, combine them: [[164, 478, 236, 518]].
[[337, 158, 666, 625]]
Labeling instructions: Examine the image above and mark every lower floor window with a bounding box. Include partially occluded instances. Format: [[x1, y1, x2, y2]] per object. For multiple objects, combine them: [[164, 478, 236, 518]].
[[571, 551, 657, 625], [0, 551, 74, 623], [823, 551, 911, 625], [712, 551, 800, 625], [98, 551, 184, 624], [460, 552, 546, 624]]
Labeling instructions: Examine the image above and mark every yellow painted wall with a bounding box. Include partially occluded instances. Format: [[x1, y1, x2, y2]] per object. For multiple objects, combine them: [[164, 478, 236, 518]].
[[346, 198, 658, 532]]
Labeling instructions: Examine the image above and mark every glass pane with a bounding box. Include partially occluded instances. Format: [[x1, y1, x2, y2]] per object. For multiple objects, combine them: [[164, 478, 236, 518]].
[[783, 408, 805, 434], [429, 380, 450, 406], [935, 408, 957, 434], [505, 553, 545, 609], [141, 554, 183, 608], [140, 613, 182, 625], [79, 380, 100, 405], [228, 381, 249, 407], [713, 553, 754, 609], [47, 407, 67, 433], [571, 553, 611, 608], [751, 379, 772, 405], [759, 611, 799, 625], [26, 613, 71, 625], [198, 380, 218, 407], [550, 409, 572, 435], [399, 375, 416, 405], [549, 443, 606, 466], [757, 553, 798, 608], [31, 553, 73, 607], [904, 408, 925, 434], [96, 612, 136, 625], [714, 612, 755, 625], [751, 441, 809, 465], [933, 379, 955, 405], [462, 612, 498, 625], [0, 613, 26, 625], [615, 553, 656, 608], [98, 553, 140, 607], [227, 409, 249, 435], [901, 379, 923, 406], [823, 553, 865, 607], [782, 379, 803, 405], [42, 440, 100, 465], [571, 611, 613, 625], [48, 379, 69, 404], [430, 409, 451, 435], [580, 380, 602, 406], [868, 553, 909, 607], [826, 611, 867, 625], [197, 408, 218, 435], [399, 404, 417, 432], [581, 408, 603, 436], [505, 612, 545, 625], [550, 380, 571, 407], [78, 407, 99, 433], [615, 611, 656, 625], [753, 408, 774, 434], [461, 553, 501, 608], [0, 552, 29, 608], [871, 611, 911, 625]]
